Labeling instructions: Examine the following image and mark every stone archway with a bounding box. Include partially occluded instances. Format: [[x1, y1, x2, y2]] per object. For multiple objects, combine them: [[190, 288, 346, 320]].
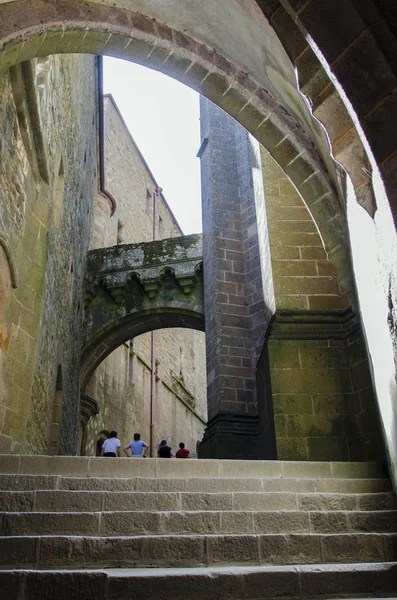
[[0, 0, 395, 475], [80, 308, 205, 390], [0, 0, 355, 299]]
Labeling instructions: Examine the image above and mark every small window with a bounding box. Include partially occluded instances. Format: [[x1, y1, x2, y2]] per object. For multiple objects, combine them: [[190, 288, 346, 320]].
[[158, 215, 163, 235], [128, 353, 134, 382], [117, 219, 124, 245]]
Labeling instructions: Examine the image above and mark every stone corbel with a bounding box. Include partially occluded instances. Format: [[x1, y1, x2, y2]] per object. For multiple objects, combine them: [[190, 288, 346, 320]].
[[83, 287, 96, 309], [176, 274, 197, 295], [141, 277, 161, 299], [102, 274, 127, 305]]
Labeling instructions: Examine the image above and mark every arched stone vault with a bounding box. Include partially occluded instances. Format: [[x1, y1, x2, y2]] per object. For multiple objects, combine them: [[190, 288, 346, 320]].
[[0, 0, 355, 300], [81, 234, 204, 388]]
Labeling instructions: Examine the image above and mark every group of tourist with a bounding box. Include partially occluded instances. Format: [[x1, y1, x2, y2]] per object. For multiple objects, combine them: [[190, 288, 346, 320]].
[[100, 431, 191, 458]]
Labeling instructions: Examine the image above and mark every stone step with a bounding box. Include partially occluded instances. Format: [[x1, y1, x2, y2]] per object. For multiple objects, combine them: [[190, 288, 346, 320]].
[[1, 533, 396, 568], [0, 455, 388, 480], [1, 563, 397, 599], [0, 490, 395, 513], [2, 509, 397, 536], [0, 473, 391, 494]]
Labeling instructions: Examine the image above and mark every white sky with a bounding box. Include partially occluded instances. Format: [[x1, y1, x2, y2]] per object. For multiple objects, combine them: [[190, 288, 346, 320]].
[[103, 57, 202, 234]]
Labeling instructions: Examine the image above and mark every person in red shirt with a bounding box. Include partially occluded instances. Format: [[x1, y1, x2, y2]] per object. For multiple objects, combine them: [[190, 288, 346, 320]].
[[175, 442, 191, 458]]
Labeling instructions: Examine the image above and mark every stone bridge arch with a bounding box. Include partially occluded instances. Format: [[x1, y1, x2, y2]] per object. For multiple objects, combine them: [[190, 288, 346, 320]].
[[81, 235, 204, 388]]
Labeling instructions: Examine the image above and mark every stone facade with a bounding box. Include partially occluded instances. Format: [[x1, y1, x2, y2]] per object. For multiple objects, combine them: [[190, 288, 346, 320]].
[[0, 55, 97, 455], [82, 96, 207, 457], [261, 150, 383, 462], [0, 0, 395, 481]]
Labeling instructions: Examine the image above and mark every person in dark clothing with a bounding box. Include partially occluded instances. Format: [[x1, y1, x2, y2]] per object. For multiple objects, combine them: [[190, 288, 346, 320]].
[[175, 442, 191, 458], [158, 439, 173, 458]]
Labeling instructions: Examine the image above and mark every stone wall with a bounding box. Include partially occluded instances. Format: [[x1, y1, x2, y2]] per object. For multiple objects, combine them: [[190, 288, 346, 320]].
[[83, 96, 206, 456], [0, 55, 97, 454], [261, 149, 384, 461]]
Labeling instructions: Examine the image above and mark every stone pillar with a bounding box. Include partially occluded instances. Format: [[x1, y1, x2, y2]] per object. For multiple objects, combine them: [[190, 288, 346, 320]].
[[198, 98, 276, 459]]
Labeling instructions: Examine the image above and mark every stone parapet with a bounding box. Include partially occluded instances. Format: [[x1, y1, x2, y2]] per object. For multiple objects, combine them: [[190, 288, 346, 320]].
[[81, 235, 204, 387]]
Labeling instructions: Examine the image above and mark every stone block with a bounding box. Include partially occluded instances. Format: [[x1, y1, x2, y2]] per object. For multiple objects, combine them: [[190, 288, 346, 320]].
[[19, 456, 51, 475], [104, 491, 179, 512], [48, 457, 90, 477], [0, 474, 57, 491], [111, 570, 239, 599], [259, 533, 321, 564], [0, 490, 33, 511], [333, 30, 396, 117], [233, 492, 297, 511], [0, 536, 37, 567], [0, 572, 21, 598], [307, 437, 349, 461], [23, 571, 108, 600], [322, 532, 387, 562], [276, 295, 309, 310], [271, 367, 351, 395], [301, 562, 397, 597], [299, 346, 349, 369], [273, 393, 313, 415], [273, 275, 340, 296], [356, 493, 396, 511], [140, 535, 206, 567], [348, 510, 397, 533], [153, 478, 186, 492], [315, 478, 391, 494], [161, 510, 220, 535], [219, 460, 281, 478], [101, 511, 161, 536], [0, 455, 20, 474], [242, 566, 300, 598], [269, 231, 323, 250], [39, 536, 141, 568], [331, 462, 387, 479], [35, 491, 102, 512], [89, 456, 155, 478], [272, 137, 300, 167], [271, 259, 317, 276], [269, 244, 300, 260], [312, 392, 360, 415], [157, 458, 220, 478], [299, 493, 356, 512], [209, 534, 259, 564], [181, 493, 233, 512], [218, 511, 253, 534], [268, 346, 300, 370], [4, 512, 100, 536], [257, 118, 285, 149], [185, 478, 261, 493], [310, 511, 348, 534], [261, 478, 315, 493], [254, 511, 309, 534], [59, 476, 131, 492], [282, 462, 332, 478], [2, 410, 27, 440]]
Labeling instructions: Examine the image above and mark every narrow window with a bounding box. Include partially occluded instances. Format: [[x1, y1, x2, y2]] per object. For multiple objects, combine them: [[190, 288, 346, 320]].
[[145, 189, 151, 214], [128, 352, 134, 382], [117, 219, 124, 244]]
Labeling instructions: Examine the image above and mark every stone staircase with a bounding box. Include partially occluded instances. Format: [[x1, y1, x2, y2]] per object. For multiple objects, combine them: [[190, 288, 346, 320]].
[[0, 455, 396, 599]]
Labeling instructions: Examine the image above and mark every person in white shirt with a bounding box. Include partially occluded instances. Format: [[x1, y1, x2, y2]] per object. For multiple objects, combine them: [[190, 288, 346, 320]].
[[101, 431, 121, 457], [124, 432, 149, 457]]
